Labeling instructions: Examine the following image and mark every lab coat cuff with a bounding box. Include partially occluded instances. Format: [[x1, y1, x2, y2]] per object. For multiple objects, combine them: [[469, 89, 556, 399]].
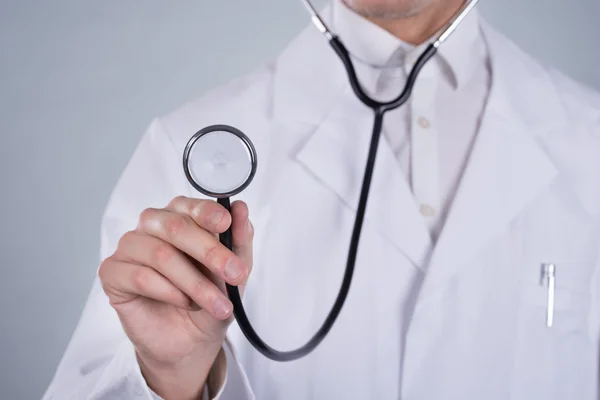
[[151, 338, 253, 400], [140, 347, 213, 400], [88, 337, 252, 400], [102, 340, 212, 400], [214, 337, 255, 400], [133, 338, 252, 400]]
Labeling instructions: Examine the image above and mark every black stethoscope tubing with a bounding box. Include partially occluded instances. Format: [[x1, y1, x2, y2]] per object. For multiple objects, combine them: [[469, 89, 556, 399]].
[[212, 39, 438, 362], [184, 0, 484, 361]]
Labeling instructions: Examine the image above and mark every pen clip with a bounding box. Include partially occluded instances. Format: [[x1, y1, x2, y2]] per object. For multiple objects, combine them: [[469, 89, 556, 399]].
[[542, 263, 556, 328]]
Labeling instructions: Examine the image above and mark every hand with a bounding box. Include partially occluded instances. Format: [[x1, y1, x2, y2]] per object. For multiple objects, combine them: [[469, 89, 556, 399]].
[[99, 196, 254, 399]]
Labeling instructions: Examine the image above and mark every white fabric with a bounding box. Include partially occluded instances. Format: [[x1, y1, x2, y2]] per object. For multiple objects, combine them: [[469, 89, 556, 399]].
[[333, 0, 490, 241], [43, 2, 600, 400]]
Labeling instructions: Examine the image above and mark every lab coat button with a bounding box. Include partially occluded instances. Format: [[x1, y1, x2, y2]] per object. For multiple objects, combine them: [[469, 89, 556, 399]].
[[418, 116, 431, 129], [420, 204, 435, 217]]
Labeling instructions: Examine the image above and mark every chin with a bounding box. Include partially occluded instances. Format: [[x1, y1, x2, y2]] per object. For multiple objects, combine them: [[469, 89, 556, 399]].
[[343, 0, 432, 18]]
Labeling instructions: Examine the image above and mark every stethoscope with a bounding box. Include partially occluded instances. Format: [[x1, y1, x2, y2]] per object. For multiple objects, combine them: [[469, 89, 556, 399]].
[[183, 0, 481, 362]]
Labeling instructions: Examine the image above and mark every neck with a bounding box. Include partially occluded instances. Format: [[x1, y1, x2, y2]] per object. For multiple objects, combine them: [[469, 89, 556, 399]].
[[365, 0, 466, 45]]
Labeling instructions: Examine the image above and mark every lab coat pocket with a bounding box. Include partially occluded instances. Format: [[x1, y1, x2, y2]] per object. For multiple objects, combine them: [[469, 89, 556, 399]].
[[511, 262, 596, 400], [519, 261, 591, 331]]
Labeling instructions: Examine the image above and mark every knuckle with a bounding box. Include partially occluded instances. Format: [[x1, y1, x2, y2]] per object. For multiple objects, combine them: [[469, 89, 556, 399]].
[[117, 230, 136, 249], [152, 242, 176, 264], [164, 214, 188, 238], [138, 208, 157, 229], [97, 258, 112, 282], [190, 201, 208, 220], [190, 279, 211, 303], [203, 244, 223, 271], [168, 195, 188, 209], [132, 268, 150, 292]]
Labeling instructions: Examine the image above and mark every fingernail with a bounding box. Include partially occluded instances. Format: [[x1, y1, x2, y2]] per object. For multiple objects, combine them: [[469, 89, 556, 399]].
[[212, 298, 232, 319], [211, 211, 224, 226], [224, 259, 244, 281], [246, 219, 253, 233]]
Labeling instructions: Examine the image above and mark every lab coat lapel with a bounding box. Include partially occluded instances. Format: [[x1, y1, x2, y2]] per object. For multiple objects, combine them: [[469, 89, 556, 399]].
[[272, 6, 432, 268], [417, 23, 567, 295], [294, 98, 434, 268]]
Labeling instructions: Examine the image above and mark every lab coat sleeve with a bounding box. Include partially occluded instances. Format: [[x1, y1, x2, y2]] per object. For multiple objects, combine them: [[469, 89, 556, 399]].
[[42, 119, 255, 400]]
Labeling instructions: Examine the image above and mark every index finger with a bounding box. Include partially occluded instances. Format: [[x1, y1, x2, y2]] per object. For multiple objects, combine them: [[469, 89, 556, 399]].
[[137, 208, 249, 286], [167, 196, 232, 234]]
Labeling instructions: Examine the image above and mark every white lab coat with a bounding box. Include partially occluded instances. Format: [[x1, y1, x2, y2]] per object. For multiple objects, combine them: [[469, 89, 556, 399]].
[[44, 11, 600, 400]]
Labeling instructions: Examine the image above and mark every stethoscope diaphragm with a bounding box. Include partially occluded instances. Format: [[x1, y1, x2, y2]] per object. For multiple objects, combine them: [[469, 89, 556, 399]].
[[183, 125, 257, 198]]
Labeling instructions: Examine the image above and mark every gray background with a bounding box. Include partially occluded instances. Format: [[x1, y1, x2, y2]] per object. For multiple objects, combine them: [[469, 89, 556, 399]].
[[1, 0, 599, 398]]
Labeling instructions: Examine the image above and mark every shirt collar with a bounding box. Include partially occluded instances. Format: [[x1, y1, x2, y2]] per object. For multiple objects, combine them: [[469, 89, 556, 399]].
[[331, 0, 483, 90]]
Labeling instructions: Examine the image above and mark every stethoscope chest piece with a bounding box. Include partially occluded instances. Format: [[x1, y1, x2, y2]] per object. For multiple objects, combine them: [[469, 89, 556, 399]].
[[183, 125, 257, 198]]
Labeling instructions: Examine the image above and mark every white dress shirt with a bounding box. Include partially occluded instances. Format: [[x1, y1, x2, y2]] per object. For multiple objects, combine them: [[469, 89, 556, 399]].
[[333, 0, 491, 241]]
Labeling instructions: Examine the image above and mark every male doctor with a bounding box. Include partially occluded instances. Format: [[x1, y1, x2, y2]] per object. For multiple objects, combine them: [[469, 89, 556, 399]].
[[44, 0, 600, 399]]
